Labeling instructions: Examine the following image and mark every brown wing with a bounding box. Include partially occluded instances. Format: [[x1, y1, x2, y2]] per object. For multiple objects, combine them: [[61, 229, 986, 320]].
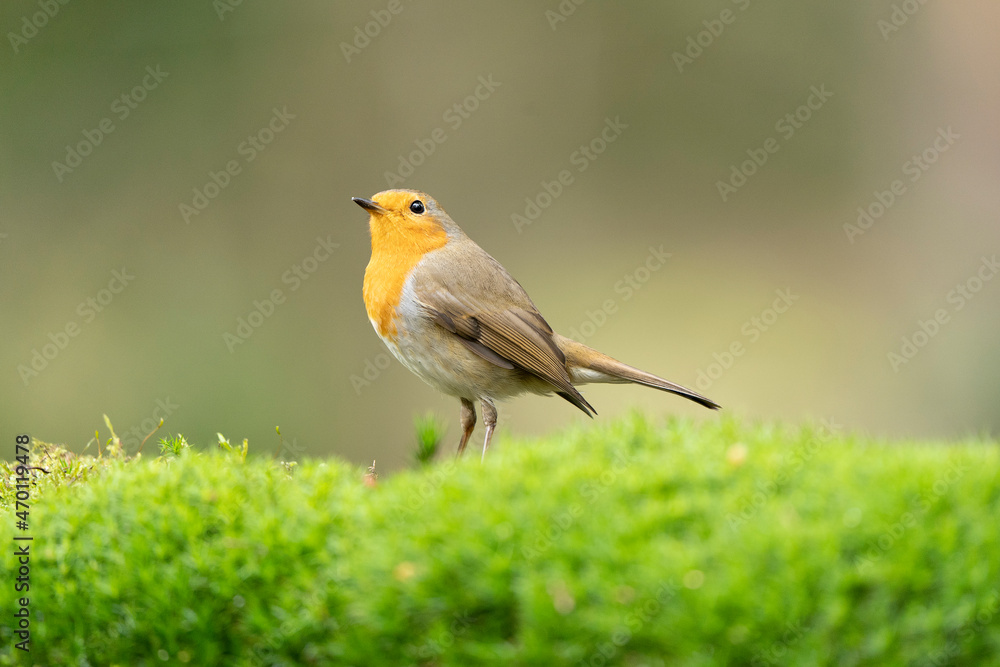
[[414, 246, 596, 416]]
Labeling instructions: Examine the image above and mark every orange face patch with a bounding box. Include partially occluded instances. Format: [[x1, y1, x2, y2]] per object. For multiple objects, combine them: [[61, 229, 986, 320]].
[[362, 194, 448, 338]]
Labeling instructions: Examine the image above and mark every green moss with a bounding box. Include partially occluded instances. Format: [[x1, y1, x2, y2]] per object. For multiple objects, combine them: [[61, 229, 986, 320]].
[[2, 415, 998, 666]]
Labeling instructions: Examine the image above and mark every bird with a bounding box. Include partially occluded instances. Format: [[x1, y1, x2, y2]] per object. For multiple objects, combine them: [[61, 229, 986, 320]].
[[353, 189, 720, 461]]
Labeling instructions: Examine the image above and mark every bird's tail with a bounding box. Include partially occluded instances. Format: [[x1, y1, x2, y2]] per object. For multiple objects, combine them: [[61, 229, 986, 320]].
[[555, 334, 721, 411]]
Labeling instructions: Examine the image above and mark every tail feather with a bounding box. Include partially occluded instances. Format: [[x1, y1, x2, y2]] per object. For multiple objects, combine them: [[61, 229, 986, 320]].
[[555, 335, 721, 411]]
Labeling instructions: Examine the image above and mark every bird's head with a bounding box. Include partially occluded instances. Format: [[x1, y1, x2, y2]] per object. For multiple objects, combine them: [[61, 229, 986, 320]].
[[353, 190, 462, 248]]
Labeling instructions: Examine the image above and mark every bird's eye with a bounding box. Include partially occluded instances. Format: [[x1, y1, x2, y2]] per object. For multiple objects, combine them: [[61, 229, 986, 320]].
[[409, 200, 425, 214]]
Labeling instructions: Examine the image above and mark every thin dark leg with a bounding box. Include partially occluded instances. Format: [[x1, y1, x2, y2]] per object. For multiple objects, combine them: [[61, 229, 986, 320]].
[[480, 398, 497, 462], [457, 397, 476, 456]]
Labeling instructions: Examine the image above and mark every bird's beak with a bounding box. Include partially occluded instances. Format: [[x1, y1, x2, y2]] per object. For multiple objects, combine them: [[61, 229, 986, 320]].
[[352, 197, 388, 215]]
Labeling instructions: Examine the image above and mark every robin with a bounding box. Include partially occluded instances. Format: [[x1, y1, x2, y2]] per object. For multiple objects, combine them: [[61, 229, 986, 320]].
[[353, 189, 719, 460]]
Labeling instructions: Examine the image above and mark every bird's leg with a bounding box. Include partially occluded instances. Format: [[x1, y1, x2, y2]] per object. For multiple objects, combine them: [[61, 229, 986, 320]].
[[457, 397, 476, 457], [480, 398, 497, 462]]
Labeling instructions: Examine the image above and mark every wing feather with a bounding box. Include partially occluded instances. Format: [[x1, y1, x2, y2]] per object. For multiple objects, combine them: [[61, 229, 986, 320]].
[[416, 262, 595, 416]]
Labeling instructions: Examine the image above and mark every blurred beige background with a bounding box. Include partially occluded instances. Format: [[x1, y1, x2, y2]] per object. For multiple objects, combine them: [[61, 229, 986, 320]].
[[2, 1, 998, 468]]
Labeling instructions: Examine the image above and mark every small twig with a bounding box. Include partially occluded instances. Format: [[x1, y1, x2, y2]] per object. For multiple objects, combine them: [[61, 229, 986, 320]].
[[138, 418, 165, 455]]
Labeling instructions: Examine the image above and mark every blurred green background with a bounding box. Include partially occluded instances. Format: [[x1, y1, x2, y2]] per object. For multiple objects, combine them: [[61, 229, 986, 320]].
[[2, 1, 998, 468]]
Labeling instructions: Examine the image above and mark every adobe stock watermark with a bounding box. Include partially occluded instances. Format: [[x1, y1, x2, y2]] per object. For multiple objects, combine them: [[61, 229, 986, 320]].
[[887, 254, 998, 372], [274, 433, 308, 462], [854, 458, 968, 573], [564, 244, 672, 343], [726, 418, 841, 531], [244, 589, 327, 667], [579, 580, 680, 666], [7, 0, 72, 54], [414, 611, 472, 661], [353, 245, 666, 392], [213, 0, 245, 21], [694, 288, 798, 392], [877, 0, 931, 41], [510, 116, 628, 233], [350, 351, 394, 395], [222, 235, 339, 352], [844, 126, 959, 243], [383, 74, 502, 187], [388, 459, 460, 529], [925, 590, 1000, 667], [179, 106, 295, 224], [750, 618, 808, 666], [120, 397, 180, 453], [521, 449, 630, 561], [716, 84, 833, 201], [340, 0, 414, 63], [544, 0, 587, 31], [672, 0, 753, 73], [51, 65, 170, 183], [17, 267, 135, 386]]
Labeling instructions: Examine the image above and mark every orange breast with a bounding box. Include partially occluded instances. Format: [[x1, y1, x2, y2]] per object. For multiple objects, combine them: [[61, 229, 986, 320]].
[[363, 220, 448, 338]]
